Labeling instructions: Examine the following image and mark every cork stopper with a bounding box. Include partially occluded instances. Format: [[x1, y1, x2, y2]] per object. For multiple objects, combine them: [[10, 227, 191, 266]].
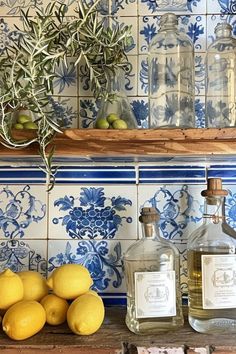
[[139, 207, 159, 223], [201, 178, 228, 197]]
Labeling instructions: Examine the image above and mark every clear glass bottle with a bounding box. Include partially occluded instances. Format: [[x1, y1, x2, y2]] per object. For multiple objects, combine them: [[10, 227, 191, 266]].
[[94, 68, 137, 129], [148, 13, 195, 128], [205, 23, 236, 127], [123, 207, 184, 334], [187, 178, 236, 333]]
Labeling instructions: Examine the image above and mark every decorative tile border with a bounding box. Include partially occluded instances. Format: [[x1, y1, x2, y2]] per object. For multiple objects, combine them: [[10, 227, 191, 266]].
[[0, 166, 46, 184], [207, 165, 236, 184], [54, 166, 137, 184], [139, 166, 206, 184]]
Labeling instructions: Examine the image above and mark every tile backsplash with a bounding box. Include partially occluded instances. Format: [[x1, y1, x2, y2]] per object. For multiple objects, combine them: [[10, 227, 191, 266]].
[[0, 163, 236, 304], [0, 0, 236, 305]]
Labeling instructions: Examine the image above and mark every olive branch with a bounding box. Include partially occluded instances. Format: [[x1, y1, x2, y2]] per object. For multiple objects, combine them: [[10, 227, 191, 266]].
[[0, 0, 132, 190]]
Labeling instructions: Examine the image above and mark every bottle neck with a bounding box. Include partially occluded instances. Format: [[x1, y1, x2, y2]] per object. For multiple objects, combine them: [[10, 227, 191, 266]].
[[141, 222, 160, 239], [203, 195, 225, 224], [215, 23, 232, 39]]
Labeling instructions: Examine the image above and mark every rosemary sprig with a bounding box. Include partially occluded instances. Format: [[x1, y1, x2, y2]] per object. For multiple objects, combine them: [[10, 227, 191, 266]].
[[0, 0, 132, 190]]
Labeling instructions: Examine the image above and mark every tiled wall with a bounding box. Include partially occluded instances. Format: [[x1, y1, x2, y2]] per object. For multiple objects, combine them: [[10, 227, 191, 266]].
[[0, 0, 236, 305], [0, 162, 236, 304]]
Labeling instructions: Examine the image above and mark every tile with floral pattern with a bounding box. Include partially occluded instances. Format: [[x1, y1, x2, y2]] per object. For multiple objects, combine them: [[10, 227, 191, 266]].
[[111, 0, 137, 16], [48, 239, 133, 295], [49, 185, 137, 240], [207, 0, 236, 14], [0, 185, 47, 240]]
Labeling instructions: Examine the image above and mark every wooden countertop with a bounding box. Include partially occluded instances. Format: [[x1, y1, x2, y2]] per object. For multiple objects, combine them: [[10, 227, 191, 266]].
[[0, 307, 236, 354]]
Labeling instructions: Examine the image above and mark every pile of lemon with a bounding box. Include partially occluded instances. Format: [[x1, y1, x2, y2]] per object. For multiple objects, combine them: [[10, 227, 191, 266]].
[[0, 264, 104, 341]]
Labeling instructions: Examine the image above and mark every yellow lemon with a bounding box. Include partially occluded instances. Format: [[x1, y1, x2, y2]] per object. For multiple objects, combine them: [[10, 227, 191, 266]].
[[40, 294, 69, 325], [2, 300, 46, 340], [67, 293, 105, 335], [0, 269, 24, 310], [46, 264, 93, 300], [18, 271, 48, 301]]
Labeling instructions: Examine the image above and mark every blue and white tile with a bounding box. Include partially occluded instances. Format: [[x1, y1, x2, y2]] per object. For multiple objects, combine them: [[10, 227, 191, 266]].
[[48, 239, 134, 304], [125, 55, 138, 96], [48, 185, 137, 240], [79, 97, 100, 129], [0, 239, 47, 275], [139, 15, 206, 53], [0, 166, 46, 184], [174, 240, 188, 294], [111, 0, 137, 16], [0, 1, 37, 16], [0, 17, 21, 53], [139, 165, 206, 184], [51, 96, 78, 128], [207, 166, 236, 184], [195, 53, 206, 96], [112, 16, 137, 55], [54, 165, 136, 184], [207, 14, 236, 47], [207, 0, 236, 14], [138, 184, 205, 242], [53, 58, 77, 97], [138, 55, 148, 96], [0, 185, 47, 240], [62, 0, 109, 16], [195, 96, 206, 128], [130, 97, 149, 128], [138, 0, 188, 15]]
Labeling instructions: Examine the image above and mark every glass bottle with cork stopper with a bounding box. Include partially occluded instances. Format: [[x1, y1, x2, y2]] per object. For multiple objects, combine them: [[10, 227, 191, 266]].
[[123, 207, 183, 334], [205, 23, 236, 127], [187, 178, 236, 333]]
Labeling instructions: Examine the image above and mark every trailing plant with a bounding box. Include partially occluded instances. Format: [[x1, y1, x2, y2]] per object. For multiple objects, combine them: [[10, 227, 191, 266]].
[[0, 0, 132, 190]]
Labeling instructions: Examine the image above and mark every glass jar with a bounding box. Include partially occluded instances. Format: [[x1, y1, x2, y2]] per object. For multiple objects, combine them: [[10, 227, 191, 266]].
[[94, 68, 137, 129], [148, 13, 195, 128], [123, 207, 184, 334], [187, 178, 236, 333], [205, 23, 236, 127]]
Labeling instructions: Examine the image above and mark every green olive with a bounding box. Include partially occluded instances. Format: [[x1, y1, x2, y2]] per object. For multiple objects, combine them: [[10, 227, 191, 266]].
[[13, 123, 24, 130], [112, 119, 128, 129], [95, 118, 110, 129], [106, 113, 120, 124], [17, 114, 32, 124], [23, 121, 38, 129]]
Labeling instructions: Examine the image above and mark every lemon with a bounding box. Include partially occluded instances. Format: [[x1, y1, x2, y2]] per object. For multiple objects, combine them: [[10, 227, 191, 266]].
[[2, 300, 46, 340], [41, 294, 69, 325], [17, 114, 32, 124], [18, 271, 48, 301], [46, 264, 93, 300], [0, 269, 24, 310], [67, 293, 105, 335], [106, 113, 119, 124]]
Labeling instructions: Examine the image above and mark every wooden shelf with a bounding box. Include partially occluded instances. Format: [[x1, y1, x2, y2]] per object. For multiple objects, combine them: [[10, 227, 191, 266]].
[[0, 307, 235, 354], [1, 128, 236, 158]]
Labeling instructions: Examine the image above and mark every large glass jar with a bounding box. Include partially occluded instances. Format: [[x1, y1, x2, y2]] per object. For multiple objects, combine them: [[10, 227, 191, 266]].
[[94, 68, 137, 129], [148, 13, 195, 128], [205, 23, 236, 127]]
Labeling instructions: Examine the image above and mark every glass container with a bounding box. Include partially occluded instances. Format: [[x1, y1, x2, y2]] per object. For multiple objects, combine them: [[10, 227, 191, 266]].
[[148, 13, 195, 128], [123, 207, 184, 334], [205, 23, 236, 127], [94, 68, 137, 129], [187, 178, 236, 333]]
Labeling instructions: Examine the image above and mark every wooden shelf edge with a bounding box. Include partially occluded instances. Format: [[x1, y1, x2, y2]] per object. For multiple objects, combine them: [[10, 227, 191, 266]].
[[0, 128, 235, 157]]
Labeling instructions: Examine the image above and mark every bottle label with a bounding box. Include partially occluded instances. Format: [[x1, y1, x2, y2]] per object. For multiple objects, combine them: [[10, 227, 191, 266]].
[[202, 254, 236, 309], [134, 271, 176, 319]]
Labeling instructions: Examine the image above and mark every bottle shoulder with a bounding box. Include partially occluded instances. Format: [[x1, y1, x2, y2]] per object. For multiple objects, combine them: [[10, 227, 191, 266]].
[[149, 31, 193, 51], [123, 237, 179, 259], [187, 222, 236, 250]]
